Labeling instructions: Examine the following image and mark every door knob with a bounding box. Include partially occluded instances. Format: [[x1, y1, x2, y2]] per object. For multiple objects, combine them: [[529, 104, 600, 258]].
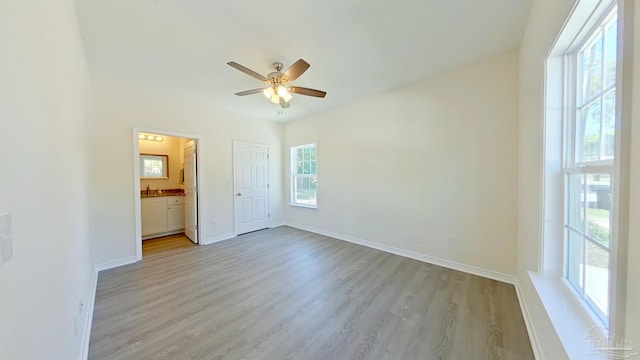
[[237, 193, 242, 196]]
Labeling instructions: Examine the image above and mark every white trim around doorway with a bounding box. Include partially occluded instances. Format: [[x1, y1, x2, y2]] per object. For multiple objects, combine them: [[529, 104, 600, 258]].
[[132, 127, 204, 261]]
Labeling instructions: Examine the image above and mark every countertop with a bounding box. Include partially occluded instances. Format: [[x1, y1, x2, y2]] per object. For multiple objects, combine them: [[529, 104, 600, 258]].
[[141, 189, 185, 198]]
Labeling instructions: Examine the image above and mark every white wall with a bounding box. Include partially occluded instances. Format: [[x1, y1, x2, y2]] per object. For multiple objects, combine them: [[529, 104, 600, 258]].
[[284, 50, 519, 277], [89, 76, 284, 266], [139, 134, 184, 191], [516, 1, 577, 358], [0, 1, 95, 360]]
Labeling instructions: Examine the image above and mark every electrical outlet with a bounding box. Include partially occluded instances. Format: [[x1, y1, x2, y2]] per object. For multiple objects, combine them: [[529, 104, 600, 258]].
[[73, 317, 79, 337], [211, 220, 216, 227], [0, 212, 13, 265], [406, 233, 420, 243], [447, 238, 454, 247]]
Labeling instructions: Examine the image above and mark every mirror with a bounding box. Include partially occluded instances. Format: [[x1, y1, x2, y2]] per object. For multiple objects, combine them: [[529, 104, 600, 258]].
[[140, 154, 168, 179]]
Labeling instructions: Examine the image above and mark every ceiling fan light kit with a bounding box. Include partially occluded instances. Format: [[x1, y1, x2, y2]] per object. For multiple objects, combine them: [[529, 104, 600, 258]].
[[263, 87, 274, 99], [228, 59, 327, 110]]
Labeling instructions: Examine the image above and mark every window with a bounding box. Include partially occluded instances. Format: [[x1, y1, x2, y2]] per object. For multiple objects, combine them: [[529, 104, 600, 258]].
[[290, 144, 317, 207], [564, 8, 617, 323], [140, 154, 168, 178]]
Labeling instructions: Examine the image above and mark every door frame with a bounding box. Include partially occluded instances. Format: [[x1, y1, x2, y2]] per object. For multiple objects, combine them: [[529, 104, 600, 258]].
[[232, 141, 271, 236], [132, 127, 203, 261]]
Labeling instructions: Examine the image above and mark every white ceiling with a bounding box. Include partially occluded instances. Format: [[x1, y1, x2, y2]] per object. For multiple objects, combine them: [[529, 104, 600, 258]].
[[75, 0, 532, 122]]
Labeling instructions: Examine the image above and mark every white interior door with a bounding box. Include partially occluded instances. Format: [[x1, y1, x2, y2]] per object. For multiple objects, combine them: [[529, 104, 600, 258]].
[[234, 142, 270, 235], [184, 140, 198, 243]]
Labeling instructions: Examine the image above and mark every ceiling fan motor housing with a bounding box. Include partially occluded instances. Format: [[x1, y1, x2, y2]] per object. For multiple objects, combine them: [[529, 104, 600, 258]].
[[267, 72, 283, 84], [267, 62, 285, 85]]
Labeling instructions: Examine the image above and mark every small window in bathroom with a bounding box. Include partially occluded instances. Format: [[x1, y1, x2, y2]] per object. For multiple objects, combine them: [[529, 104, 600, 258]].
[[140, 154, 168, 178]]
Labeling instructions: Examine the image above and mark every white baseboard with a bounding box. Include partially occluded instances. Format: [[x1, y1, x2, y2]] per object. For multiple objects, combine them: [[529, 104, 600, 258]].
[[96, 256, 137, 272], [515, 279, 544, 360], [79, 268, 98, 360], [201, 232, 235, 245], [269, 221, 285, 228], [283, 222, 517, 284]]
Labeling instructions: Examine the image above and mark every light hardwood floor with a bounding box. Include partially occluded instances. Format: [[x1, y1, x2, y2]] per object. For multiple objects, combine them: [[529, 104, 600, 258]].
[[142, 234, 197, 256], [89, 226, 534, 360]]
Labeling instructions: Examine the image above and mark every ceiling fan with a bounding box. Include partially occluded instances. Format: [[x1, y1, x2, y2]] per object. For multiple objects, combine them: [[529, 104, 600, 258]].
[[227, 59, 327, 109]]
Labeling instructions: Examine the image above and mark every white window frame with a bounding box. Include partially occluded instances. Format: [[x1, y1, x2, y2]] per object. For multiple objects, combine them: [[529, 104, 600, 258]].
[[536, 2, 631, 355], [290, 143, 318, 208], [561, 4, 618, 327]]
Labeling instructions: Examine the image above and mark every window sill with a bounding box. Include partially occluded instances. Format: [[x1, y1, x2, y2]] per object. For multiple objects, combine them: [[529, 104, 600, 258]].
[[528, 271, 609, 359], [289, 203, 318, 209]]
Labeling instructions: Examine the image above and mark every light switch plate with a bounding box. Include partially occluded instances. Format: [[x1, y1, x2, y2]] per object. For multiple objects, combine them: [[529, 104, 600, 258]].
[[0, 212, 13, 265]]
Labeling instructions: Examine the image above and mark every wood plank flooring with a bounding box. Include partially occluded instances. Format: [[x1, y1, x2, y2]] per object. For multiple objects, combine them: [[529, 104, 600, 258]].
[[142, 234, 197, 256], [89, 226, 534, 360]]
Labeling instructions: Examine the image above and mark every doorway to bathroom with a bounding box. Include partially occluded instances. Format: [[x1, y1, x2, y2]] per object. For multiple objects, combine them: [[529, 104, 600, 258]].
[[132, 129, 201, 260]]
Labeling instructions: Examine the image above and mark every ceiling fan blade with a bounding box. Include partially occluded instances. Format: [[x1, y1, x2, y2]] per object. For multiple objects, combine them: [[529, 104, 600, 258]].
[[227, 62, 268, 82], [234, 88, 265, 96], [288, 86, 327, 98], [282, 59, 310, 83]]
